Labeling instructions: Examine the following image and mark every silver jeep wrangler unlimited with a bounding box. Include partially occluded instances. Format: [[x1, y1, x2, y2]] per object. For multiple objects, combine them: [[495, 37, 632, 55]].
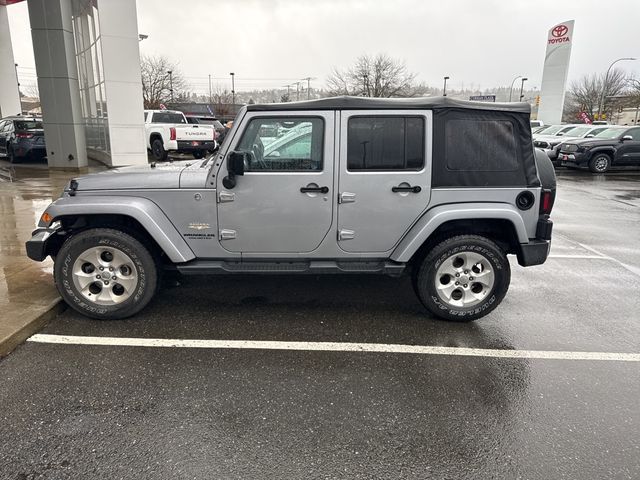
[[27, 97, 555, 322]]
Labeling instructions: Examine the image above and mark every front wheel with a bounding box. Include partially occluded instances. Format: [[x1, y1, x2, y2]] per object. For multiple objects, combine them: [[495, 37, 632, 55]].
[[588, 153, 611, 173], [412, 235, 511, 322], [54, 228, 158, 320]]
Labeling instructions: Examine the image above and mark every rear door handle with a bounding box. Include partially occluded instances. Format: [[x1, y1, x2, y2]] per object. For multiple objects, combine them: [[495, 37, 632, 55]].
[[300, 186, 329, 194], [392, 185, 422, 193]]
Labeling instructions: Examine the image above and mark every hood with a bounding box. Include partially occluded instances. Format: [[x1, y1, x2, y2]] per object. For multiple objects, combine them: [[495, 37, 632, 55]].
[[561, 137, 619, 148], [72, 160, 197, 191]]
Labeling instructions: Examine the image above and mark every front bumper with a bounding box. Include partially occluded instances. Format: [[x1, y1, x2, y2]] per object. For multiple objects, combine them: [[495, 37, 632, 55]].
[[516, 218, 553, 267], [25, 227, 59, 261], [559, 151, 588, 167]]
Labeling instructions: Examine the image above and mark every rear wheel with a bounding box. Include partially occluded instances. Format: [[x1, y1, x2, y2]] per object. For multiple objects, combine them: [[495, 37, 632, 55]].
[[588, 153, 611, 173], [192, 150, 204, 159], [412, 235, 510, 322], [54, 228, 158, 320], [151, 138, 168, 161], [7, 145, 19, 164]]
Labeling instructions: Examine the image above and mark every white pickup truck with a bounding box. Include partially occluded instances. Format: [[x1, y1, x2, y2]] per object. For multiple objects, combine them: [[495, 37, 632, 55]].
[[144, 109, 216, 160]]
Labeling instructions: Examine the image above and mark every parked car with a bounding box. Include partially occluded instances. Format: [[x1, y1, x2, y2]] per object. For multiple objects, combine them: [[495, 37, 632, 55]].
[[530, 120, 544, 129], [559, 126, 640, 173], [534, 125, 609, 165], [184, 115, 226, 140], [27, 96, 556, 322], [532, 124, 581, 140], [0, 116, 46, 163], [144, 110, 216, 160]]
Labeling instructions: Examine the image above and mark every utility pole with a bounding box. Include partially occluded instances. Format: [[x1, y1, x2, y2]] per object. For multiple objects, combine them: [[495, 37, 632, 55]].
[[167, 70, 174, 102], [295, 81, 301, 101], [443, 76, 449, 96], [230, 72, 235, 111], [301, 77, 315, 100], [208, 74, 212, 103]]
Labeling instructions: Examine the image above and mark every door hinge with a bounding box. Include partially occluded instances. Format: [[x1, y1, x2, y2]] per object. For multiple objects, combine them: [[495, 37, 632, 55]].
[[338, 229, 355, 240], [218, 191, 235, 203], [338, 192, 356, 204], [219, 229, 237, 240]]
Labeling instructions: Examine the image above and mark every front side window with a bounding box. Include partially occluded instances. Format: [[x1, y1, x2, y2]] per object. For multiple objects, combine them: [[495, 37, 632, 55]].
[[625, 128, 640, 141], [347, 116, 425, 170], [236, 117, 324, 171]]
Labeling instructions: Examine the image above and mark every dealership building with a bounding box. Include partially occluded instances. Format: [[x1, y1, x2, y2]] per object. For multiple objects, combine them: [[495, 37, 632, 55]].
[[0, 0, 147, 169]]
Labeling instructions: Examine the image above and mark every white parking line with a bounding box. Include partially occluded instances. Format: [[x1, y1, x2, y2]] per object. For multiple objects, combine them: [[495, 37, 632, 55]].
[[27, 334, 640, 363], [547, 254, 610, 259]]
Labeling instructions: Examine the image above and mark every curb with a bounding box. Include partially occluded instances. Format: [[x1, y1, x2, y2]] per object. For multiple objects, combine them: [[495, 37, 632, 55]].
[[0, 299, 66, 358]]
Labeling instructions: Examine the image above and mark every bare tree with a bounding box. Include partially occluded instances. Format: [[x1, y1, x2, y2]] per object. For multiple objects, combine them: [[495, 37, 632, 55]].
[[140, 55, 188, 109], [326, 54, 417, 97], [564, 69, 629, 122]]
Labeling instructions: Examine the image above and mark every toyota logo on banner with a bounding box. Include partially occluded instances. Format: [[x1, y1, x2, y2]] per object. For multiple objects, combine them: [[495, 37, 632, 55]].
[[548, 24, 570, 44], [552, 25, 569, 38]]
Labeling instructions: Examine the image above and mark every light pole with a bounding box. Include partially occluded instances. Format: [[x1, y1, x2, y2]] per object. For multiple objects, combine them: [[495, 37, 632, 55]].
[[597, 57, 636, 120], [167, 70, 173, 102], [443, 76, 449, 96], [519, 77, 528, 102], [509, 75, 523, 102], [229, 72, 235, 109]]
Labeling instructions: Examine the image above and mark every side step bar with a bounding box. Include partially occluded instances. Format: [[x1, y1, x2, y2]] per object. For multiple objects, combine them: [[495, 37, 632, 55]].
[[175, 260, 406, 277]]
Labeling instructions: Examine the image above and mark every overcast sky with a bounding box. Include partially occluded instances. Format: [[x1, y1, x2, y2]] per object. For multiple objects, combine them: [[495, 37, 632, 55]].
[[7, 0, 639, 95]]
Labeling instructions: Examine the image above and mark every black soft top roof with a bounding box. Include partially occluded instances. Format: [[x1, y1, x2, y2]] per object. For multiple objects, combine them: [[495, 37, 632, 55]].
[[246, 96, 531, 114]]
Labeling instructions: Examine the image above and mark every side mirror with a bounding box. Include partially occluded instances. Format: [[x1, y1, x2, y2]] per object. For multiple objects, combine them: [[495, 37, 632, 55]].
[[222, 151, 246, 189], [621, 135, 633, 142], [585, 134, 594, 138]]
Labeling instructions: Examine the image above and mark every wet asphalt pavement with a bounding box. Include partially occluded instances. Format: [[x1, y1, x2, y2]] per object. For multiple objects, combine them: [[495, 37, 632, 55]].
[[1, 170, 640, 479]]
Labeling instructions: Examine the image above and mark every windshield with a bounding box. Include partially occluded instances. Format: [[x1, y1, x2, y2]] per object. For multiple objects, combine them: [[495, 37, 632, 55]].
[[593, 128, 624, 139], [15, 120, 43, 130], [533, 125, 551, 134], [563, 126, 591, 137], [152, 112, 186, 124], [538, 125, 565, 135]]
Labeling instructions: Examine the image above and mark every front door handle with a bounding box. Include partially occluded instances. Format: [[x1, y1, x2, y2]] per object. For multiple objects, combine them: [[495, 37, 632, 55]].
[[392, 185, 422, 193], [300, 186, 329, 194]]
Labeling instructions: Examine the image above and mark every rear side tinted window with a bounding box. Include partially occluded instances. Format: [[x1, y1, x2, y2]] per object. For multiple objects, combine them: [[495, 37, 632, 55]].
[[152, 112, 186, 124], [445, 119, 518, 171], [347, 116, 424, 170]]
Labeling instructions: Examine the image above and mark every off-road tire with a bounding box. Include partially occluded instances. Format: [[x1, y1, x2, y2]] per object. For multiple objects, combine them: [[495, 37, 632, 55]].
[[54, 228, 158, 320], [151, 138, 168, 161], [588, 153, 611, 173], [412, 235, 510, 322]]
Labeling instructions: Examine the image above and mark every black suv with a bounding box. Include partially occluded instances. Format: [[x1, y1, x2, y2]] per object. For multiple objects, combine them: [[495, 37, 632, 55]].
[[559, 126, 640, 173], [0, 116, 46, 163]]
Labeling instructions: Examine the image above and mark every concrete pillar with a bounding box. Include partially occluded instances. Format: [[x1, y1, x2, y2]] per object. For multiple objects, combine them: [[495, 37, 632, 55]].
[[27, 0, 87, 169], [0, 5, 21, 117], [97, 0, 146, 166]]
